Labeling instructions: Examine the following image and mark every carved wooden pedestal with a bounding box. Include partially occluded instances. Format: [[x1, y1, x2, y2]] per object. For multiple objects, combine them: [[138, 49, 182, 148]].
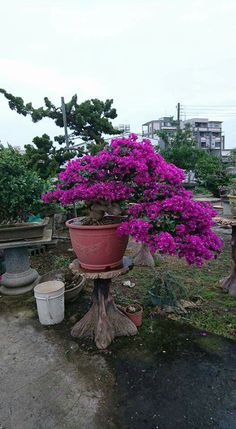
[[69, 257, 137, 349]]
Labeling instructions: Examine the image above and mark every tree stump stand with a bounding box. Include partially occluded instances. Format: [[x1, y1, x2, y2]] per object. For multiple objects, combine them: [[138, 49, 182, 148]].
[[221, 224, 236, 297], [69, 257, 138, 349]]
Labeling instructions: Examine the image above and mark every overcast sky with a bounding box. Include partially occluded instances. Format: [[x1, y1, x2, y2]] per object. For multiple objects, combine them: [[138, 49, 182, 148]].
[[1, 0, 236, 148]]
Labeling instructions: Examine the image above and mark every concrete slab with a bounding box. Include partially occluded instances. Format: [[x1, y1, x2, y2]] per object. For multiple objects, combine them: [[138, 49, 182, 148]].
[[0, 298, 111, 429], [1, 295, 236, 429]]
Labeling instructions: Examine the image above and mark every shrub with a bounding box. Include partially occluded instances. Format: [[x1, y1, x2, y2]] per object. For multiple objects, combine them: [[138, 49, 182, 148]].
[[0, 146, 44, 223]]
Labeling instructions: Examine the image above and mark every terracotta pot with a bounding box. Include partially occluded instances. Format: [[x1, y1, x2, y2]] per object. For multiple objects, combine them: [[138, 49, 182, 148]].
[[125, 304, 143, 327], [66, 218, 129, 271]]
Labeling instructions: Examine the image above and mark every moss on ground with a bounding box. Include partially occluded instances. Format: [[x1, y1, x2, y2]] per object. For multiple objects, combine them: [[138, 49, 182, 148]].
[[113, 232, 236, 340], [29, 231, 236, 341]]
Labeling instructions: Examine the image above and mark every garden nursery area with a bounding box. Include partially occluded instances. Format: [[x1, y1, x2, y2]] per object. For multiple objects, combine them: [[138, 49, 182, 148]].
[[1, 129, 236, 429]]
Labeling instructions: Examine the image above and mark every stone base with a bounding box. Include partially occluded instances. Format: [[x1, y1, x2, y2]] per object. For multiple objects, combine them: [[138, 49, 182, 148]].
[[0, 277, 40, 296], [1, 268, 39, 288]]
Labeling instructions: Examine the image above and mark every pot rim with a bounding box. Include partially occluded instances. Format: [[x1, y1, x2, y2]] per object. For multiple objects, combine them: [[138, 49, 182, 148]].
[[125, 303, 143, 314], [64, 275, 86, 294], [66, 217, 125, 230]]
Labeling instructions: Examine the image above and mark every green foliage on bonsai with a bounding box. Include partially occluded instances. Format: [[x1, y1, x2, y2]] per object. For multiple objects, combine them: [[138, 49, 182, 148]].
[[0, 88, 120, 147], [0, 146, 44, 223], [0, 89, 121, 178], [24, 134, 77, 179]]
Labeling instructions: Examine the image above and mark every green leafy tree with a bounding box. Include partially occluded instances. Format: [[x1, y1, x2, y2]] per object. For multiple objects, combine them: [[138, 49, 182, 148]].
[[158, 127, 202, 172], [24, 134, 78, 179], [228, 148, 236, 167], [158, 126, 230, 195], [0, 89, 119, 149], [0, 146, 44, 223], [195, 153, 230, 197]]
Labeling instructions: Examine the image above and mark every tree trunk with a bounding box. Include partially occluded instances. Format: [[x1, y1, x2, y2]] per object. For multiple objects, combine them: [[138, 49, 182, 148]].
[[71, 279, 137, 349]]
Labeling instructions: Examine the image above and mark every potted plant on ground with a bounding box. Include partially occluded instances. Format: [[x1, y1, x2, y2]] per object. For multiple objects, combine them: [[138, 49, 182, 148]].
[[124, 303, 143, 327], [0, 146, 46, 241], [42, 134, 222, 269]]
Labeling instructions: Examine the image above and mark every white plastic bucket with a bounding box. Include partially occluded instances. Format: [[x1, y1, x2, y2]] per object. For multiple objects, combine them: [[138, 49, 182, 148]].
[[34, 281, 65, 325]]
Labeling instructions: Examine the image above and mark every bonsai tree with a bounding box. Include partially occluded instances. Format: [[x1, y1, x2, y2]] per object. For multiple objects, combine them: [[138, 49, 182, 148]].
[[43, 134, 222, 267], [0, 89, 120, 155], [24, 134, 78, 180], [0, 146, 44, 223]]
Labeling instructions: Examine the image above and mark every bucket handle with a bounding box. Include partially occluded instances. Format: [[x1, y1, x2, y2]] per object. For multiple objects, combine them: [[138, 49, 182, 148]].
[[46, 296, 54, 321]]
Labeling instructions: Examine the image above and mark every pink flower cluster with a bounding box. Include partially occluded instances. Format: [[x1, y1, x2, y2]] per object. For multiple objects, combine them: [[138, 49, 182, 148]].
[[118, 197, 222, 266], [42, 134, 222, 265]]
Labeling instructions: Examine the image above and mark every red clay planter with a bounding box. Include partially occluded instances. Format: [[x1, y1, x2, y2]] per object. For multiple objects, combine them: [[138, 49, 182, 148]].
[[125, 304, 143, 327], [66, 218, 129, 271]]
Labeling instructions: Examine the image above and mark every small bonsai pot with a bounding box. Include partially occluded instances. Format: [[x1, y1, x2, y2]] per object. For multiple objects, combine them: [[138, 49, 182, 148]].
[[125, 303, 143, 327], [64, 275, 85, 303], [39, 270, 85, 304]]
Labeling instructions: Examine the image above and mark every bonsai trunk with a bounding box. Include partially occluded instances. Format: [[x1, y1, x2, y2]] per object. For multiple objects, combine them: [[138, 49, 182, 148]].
[[87, 201, 123, 224], [71, 278, 137, 349]]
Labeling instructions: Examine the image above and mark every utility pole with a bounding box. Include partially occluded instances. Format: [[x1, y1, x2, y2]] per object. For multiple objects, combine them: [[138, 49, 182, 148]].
[[177, 102, 180, 126], [61, 96, 69, 148]]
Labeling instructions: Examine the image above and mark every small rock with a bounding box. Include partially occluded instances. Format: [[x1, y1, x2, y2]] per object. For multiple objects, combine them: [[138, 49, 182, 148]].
[[69, 342, 79, 352], [122, 280, 136, 288]]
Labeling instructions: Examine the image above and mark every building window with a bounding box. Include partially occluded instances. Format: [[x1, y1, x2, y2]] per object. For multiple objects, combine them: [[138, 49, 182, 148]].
[[201, 142, 206, 148], [215, 142, 221, 148]]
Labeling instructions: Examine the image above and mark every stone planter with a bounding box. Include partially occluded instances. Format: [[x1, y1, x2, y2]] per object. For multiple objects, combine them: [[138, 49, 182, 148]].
[[0, 218, 49, 243], [221, 197, 231, 216], [229, 195, 236, 218], [0, 229, 52, 296]]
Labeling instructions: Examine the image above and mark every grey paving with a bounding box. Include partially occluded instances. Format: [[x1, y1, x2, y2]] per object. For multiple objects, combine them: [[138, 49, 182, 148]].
[[0, 299, 110, 429]]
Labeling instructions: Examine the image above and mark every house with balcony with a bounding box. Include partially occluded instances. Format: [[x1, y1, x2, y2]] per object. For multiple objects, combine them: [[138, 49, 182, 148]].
[[142, 116, 225, 156], [142, 117, 181, 149], [184, 118, 224, 157]]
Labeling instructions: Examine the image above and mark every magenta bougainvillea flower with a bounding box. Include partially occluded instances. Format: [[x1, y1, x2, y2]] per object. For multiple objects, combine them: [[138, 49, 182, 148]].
[[42, 134, 222, 265]]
